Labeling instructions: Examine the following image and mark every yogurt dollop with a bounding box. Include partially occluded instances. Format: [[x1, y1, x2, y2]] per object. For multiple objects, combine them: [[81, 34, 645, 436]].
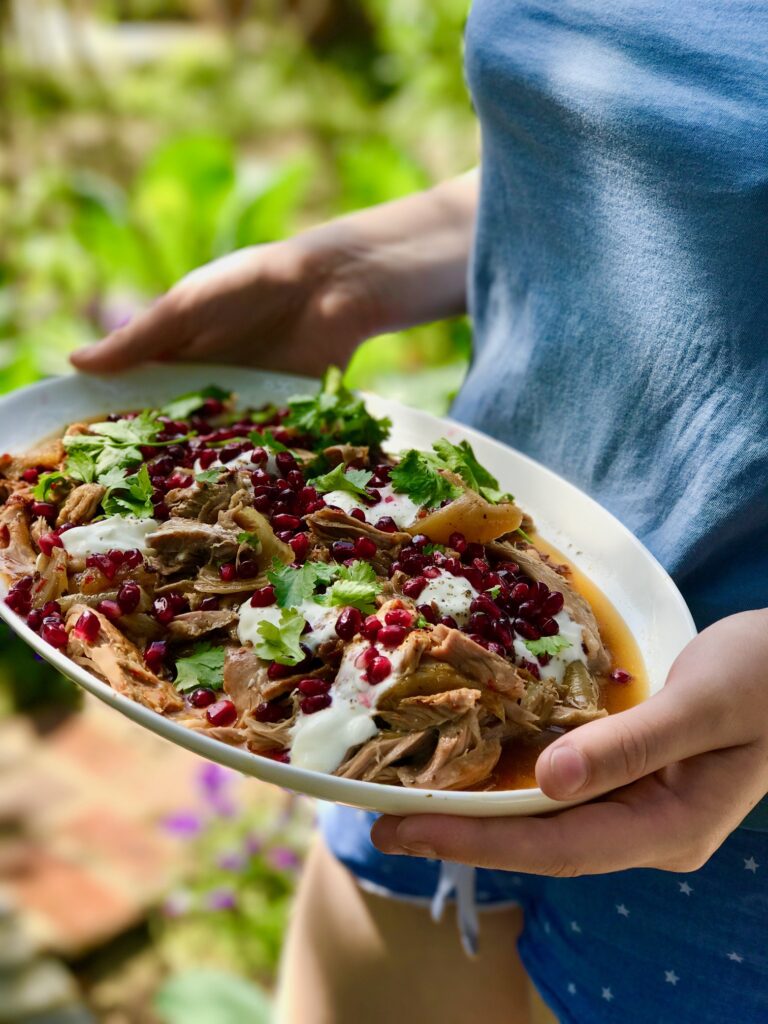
[[61, 516, 159, 558]]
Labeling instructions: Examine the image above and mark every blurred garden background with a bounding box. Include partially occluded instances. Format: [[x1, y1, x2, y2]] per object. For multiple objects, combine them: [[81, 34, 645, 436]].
[[0, 1, 476, 1020]]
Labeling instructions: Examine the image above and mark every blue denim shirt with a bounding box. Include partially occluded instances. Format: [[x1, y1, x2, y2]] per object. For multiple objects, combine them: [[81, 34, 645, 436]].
[[452, 0, 768, 827]]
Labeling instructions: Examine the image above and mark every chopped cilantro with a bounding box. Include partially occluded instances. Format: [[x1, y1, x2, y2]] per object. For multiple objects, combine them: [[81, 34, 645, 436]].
[[523, 635, 573, 657], [312, 463, 373, 501], [516, 526, 534, 544], [317, 561, 382, 615], [248, 404, 279, 425], [423, 543, 446, 556], [174, 642, 227, 692], [195, 468, 226, 484], [486, 585, 502, 599], [161, 385, 231, 421], [259, 430, 289, 453], [253, 608, 307, 666], [431, 438, 514, 504], [390, 449, 461, 509], [63, 411, 164, 484], [415, 614, 430, 629], [267, 560, 338, 609], [283, 366, 391, 448], [237, 531, 262, 550], [33, 471, 69, 502], [101, 464, 155, 519]]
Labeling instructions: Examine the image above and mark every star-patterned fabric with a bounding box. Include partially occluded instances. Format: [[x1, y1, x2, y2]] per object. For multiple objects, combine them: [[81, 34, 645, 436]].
[[319, 804, 768, 1021]]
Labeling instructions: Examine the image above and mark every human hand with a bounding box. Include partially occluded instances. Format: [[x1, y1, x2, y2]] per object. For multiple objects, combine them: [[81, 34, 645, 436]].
[[70, 232, 379, 378], [372, 609, 768, 875]]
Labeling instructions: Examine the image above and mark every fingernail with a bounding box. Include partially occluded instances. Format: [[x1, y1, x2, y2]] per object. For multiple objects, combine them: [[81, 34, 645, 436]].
[[549, 746, 589, 796]]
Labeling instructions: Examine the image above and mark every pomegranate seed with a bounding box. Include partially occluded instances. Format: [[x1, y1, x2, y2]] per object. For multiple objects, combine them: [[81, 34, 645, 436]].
[[189, 687, 218, 708], [355, 645, 379, 669], [250, 701, 286, 723], [250, 585, 276, 607], [21, 467, 40, 483], [541, 591, 565, 616], [348, 508, 366, 522], [286, 469, 304, 490], [267, 662, 291, 680], [410, 534, 429, 549], [298, 678, 332, 697], [5, 590, 31, 614], [463, 543, 485, 562], [401, 576, 427, 599], [375, 516, 397, 533], [423, 566, 441, 580], [31, 501, 57, 521], [510, 582, 530, 606], [468, 611, 493, 637], [199, 596, 220, 611], [490, 621, 514, 647], [249, 447, 268, 466], [385, 608, 413, 628], [123, 549, 144, 569], [219, 562, 237, 582], [38, 532, 63, 557], [262, 748, 290, 763], [487, 641, 507, 658], [440, 615, 458, 629], [236, 559, 260, 579], [117, 581, 141, 614], [416, 603, 437, 624], [206, 699, 238, 726], [331, 540, 356, 561], [298, 692, 332, 715], [448, 531, 467, 553], [96, 598, 121, 621], [253, 494, 272, 512], [366, 655, 392, 684], [460, 566, 484, 590], [611, 668, 633, 684], [26, 608, 43, 631], [335, 606, 363, 641], [144, 641, 167, 672], [152, 596, 175, 623], [202, 397, 224, 416], [15, 576, 33, 592], [197, 449, 217, 470], [378, 623, 407, 648], [251, 469, 271, 486], [41, 620, 68, 649], [276, 451, 297, 476], [442, 557, 462, 576], [470, 594, 502, 620], [290, 533, 309, 561], [42, 600, 62, 617], [353, 536, 377, 560], [86, 553, 118, 581], [298, 485, 318, 505], [538, 617, 559, 637], [514, 619, 541, 641], [272, 513, 301, 532], [361, 615, 381, 642]]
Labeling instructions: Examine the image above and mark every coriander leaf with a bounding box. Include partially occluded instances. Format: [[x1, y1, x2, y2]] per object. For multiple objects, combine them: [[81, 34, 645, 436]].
[[102, 464, 154, 519], [237, 531, 261, 550], [253, 608, 307, 666], [312, 463, 373, 501], [423, 543, 446, 555], [259, 430, 289, 453], [33, 471, 69, 502], [174, 642, 227, 692], [248, 404, 278, 425], [283, 365, 391, 449], [64, 448, 97, 484], [162, 385, 231, 421], [486, 585, 501, 599], [267, 560, 339, 609], [431, 438, 513, 504], [88, 410, 162, 446], [415, 614, 429, 629], [522, 635, 573, 657], [390, 449, 461, 509], [195, 468, 226, 484], [318, 560, 382, 614]]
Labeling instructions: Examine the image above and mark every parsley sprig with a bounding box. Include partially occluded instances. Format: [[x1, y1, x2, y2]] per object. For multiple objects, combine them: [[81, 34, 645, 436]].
[[174, 642, 227, 692], [390, 439, 513, 508], [283, 366, 391, 449], [253, 608, 307, 666], [312, 464, 373, 501], [523, 635, 572, 657]]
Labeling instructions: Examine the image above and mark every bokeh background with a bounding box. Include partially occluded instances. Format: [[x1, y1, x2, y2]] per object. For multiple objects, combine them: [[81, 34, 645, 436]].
[[0, 1, 476, 1020]]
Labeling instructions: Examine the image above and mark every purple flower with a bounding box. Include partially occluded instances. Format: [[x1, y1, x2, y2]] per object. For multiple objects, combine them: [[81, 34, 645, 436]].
[[198, 762, 234, 800], [267, 846, 301, 872], [162, 890, 193, 918], [162, 811, 203, 839], [206, 886, 237, 911], [243, 832, 263, 857], [216, 849, 246, 872]]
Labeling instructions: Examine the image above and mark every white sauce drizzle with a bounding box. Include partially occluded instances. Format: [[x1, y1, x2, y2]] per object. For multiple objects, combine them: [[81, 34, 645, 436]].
[[512, 610, 587, 686], [61, 516, 159, 558], [322, 483, 420, 529], [194, 446, 279, 476], [237, 598, 339, 654], [417, 570, 479, 626]]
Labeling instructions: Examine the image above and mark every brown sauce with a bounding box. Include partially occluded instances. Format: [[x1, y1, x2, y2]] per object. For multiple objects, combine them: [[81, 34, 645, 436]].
[[492, 533, 649, 791]]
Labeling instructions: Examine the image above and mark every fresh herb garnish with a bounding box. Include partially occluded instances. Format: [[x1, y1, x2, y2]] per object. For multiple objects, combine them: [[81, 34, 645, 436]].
[[317, 561, 382, 614], [516, 526, 534, 543], [283, 366, 391, 448], [253, 608, 307, 666], [62, 411, 163, 484], [195, 468, 226, 484], [237, 531, 262, 550], [415, 614, 429, 629], [267, 560, 338, 609], [430, 438, 513, 504], [248, 404, 278, 425], [161, 385, 231, 421], [174, 642, 227, 692], [486, 585, 501, 599], [390, 449, 461, 509], [523, 635, 572, 657], [101, 464, 155, 519], [33, 471, 69, 502], [423, 543, 446, 556], [312, 464, 373, 501]]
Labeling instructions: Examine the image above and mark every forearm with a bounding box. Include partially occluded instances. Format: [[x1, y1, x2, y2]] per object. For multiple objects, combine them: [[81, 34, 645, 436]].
[[297, 170, 479, 338]]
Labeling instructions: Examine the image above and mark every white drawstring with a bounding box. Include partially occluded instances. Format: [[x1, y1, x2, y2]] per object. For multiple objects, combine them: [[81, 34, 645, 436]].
[[431, 861, 480, 957]]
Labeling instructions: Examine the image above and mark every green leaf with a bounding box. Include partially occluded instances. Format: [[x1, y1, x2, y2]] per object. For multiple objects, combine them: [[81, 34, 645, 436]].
[[174, 643, 227, 693], [283, 366, 391, 449], [317, 561, 382, 615], [486, 585, 501, 599], [153, 968, 272, 1024], [162, 384, 231, 420], [63, 411, 163, 485], [516, 527, 534, 544], [195, 468, 225, 484], [253, 608, 307, 666], [254, 429, 289, 453], [248, 404, 278, 425], [33, 471, 69, 502], [267, 560, 338, 609], [390, 449, 461, 509], [415, 614, 430, 629], [312, 463, 373, 501], [431, 438, 513, 504], [101, 464, 155, 519], [523, 635, 573, 657], [88, 410, 162, 446], [65, 449, 97, 484], [237, 531, 261, 550]]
